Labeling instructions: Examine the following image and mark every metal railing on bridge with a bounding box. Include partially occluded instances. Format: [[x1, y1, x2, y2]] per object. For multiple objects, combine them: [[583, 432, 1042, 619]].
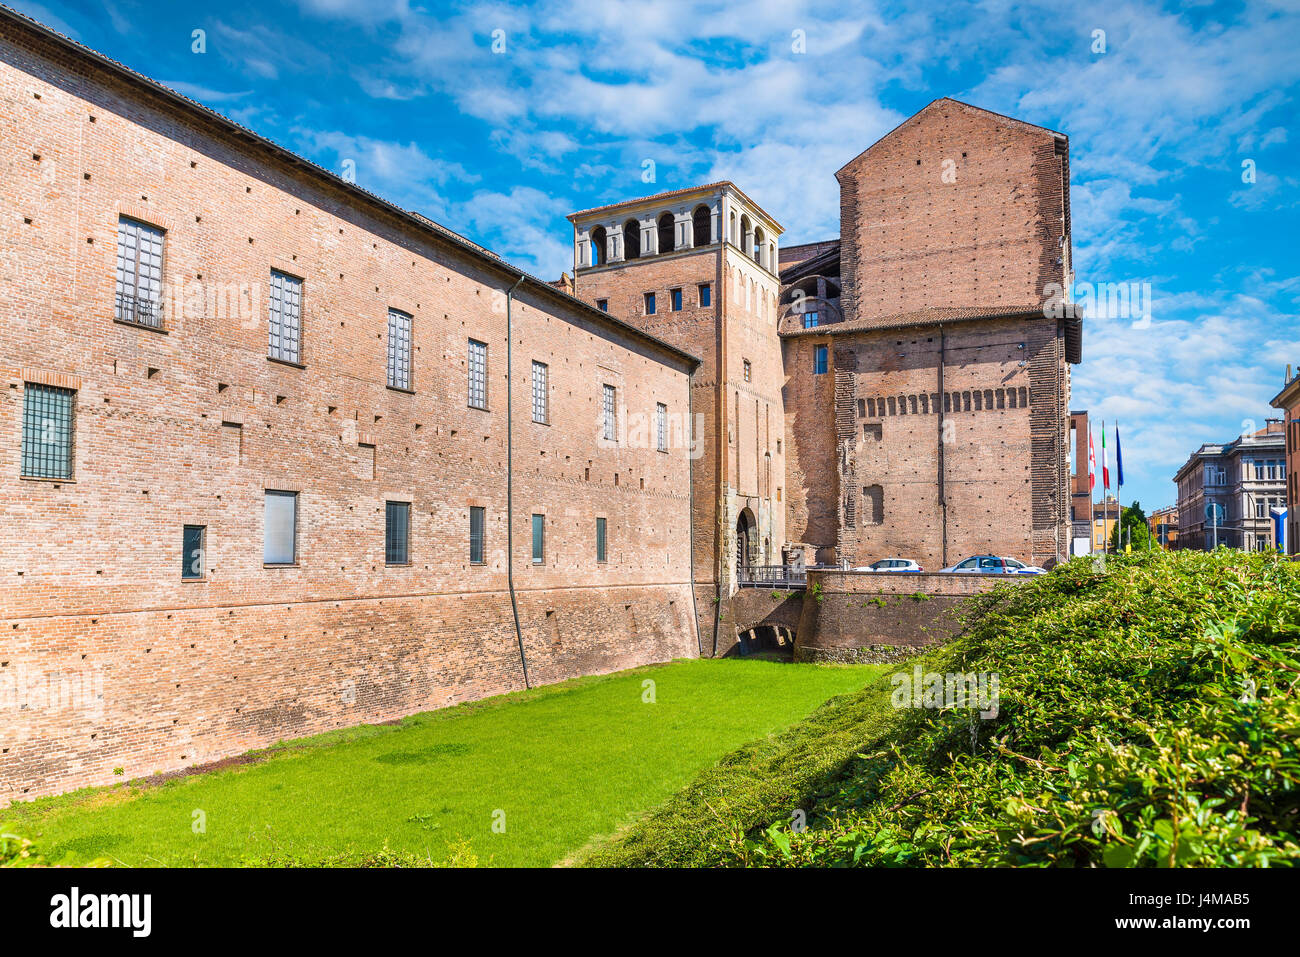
[[737, 564, 807, 589]]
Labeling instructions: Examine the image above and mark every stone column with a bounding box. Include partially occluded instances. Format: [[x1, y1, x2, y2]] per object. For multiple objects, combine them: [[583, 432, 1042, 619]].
[[642, 219, 658, 256], [609, 222, 624, 262], [675, 211, 693, 250]]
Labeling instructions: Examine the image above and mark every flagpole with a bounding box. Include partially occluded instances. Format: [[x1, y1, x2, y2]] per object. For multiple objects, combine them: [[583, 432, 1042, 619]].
[[1103, 421, 1109, 554]]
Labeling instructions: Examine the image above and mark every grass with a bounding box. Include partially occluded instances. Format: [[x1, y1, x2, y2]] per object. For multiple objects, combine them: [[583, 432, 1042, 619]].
[[2, 658, 880, 867], [577, 664, 906, 866]]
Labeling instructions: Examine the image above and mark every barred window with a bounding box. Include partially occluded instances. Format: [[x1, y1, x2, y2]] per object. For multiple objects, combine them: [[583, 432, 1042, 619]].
[[596, 517, 607, 563], [656, 402, 668, 452], [20, 383, 75, 479], [114, 217, 164, 328], [602, 384, 617, 442], [468, 338, 488, 409], [385, 501, 410, 565], [387, 309, 412, 390], [532, 361, 548, 424], [469, 506, 486, 564], [268, 270, 303, 364]]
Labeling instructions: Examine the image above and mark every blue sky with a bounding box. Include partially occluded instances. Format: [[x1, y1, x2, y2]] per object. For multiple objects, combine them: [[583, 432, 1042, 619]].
[[17, 0, 1300, 512]]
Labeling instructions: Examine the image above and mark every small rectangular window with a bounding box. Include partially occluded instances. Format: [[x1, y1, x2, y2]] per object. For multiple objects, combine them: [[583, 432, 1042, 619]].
[[263, 490, 298, 565], [596, 299, 608, 312], [656, 402, 668, 453], [20, 382, 75, 479], [813, 344, 828, 375], [268, 270, 303, 364], [387, 309, 412, 390], [671, 288, 683, 311], [698, 283, 712, 307], [644, 292, 656, 315], [596, 517, 607, 563], [385, 501, 410, 565], [532, 360, 548, 424], [182, 525, 206, 580], [531, 513, 545, 564], [804, 311, 820, 329], [468, 338, 488, 409], [114, 216, 164, 328], [743, 359, 752, 382], [603, 384, 617, 441], [469, 506, 486, 564]]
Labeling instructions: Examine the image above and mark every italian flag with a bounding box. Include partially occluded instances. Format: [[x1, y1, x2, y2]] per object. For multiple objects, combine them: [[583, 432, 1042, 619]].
[[1102, 422, 1111, 490]]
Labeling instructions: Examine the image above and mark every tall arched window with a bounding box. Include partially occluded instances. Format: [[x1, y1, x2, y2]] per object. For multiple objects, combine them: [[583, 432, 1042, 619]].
[[623, 219, 641, 259], [590, 225, 607, 266], [753, 226, 766, 266], [692, 205, 711, 247], [657, 213, 675, 254], [739, 214, 752, 255], [729, 211, 737, 244]]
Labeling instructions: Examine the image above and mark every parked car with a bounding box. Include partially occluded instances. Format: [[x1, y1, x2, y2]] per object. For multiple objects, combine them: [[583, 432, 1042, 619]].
[[1000, 556, 1047, 575], [940, 555, 1046, 574], [853, 557, 923, 573], [940, 555, 1012, 574]]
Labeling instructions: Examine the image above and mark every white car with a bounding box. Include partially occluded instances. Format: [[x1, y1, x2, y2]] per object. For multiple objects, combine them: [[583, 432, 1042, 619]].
[[853, 557, 923, 573], [1001, 557, 1047, 574]]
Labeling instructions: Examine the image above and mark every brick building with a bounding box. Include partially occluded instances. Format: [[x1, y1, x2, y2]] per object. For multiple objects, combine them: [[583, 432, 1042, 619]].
[[778, 99, 1082, 571], [0, 9, 701, 802], [567, 101, 1083, 604], [1, 8, 1087, 801]]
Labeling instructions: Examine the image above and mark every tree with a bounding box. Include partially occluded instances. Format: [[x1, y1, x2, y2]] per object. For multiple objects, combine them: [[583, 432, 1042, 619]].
[[1110, 500, 1152, 551]]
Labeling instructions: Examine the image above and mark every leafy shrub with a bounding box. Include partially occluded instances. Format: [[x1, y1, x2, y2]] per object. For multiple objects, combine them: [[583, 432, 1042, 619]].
[[739, 550, 1300, 867]]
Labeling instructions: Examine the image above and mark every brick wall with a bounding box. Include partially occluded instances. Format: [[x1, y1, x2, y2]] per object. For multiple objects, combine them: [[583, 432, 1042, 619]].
[[794, 569, 1013, 663], [0, 23, 699, 802], [836, 98, 1069, 323], [784, 314, 1068, 570]]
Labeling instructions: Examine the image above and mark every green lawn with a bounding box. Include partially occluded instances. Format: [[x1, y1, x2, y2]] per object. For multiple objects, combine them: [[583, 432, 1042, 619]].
[[4, 658, 879, 867]]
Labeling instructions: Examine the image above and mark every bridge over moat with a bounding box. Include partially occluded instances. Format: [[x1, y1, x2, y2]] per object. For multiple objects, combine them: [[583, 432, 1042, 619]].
[[719, 570, 1019, 663]]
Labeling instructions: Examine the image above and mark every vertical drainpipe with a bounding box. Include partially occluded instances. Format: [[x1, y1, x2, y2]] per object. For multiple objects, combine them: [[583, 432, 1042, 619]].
[[687, 370, 703, 657], [711, 220, 726, 657], [505, 274, 530, 689], [938, 323, 948, 569]]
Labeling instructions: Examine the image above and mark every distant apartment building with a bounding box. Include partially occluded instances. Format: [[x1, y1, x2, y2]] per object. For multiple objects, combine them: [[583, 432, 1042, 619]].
[[1173, 422, 1286, 551], [1092, 495, 1120, 551], [1149, 505, 1179, 549], [1270, 368, 1300, 555]]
